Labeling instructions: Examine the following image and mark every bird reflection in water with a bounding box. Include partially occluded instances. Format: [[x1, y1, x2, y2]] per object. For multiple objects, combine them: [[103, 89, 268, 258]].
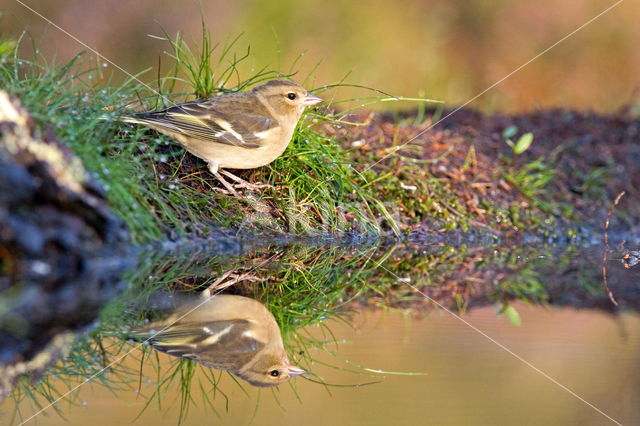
[[133, 294, 305, 387]]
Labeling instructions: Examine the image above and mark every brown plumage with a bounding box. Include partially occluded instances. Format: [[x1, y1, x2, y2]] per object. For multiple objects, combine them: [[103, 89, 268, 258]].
[[122, 79, 323, 194], [133, 294, 305, 388]]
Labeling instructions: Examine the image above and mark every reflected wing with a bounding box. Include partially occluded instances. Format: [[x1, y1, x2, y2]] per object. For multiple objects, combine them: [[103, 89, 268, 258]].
[[141, 319, 264, 368]]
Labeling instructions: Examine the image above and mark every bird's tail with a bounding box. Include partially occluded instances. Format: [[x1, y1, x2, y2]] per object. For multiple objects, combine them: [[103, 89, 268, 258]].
[[97, 112, 142, 123], [115, 115, 146, 125]]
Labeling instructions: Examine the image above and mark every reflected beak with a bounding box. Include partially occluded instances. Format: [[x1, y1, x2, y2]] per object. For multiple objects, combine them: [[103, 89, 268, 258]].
[[302, 93, 323, 106], [287, 365, 306, 377]]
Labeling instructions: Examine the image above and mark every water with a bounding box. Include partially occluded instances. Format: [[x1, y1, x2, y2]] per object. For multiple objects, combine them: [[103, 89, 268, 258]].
[[2, 240, 639, 425]]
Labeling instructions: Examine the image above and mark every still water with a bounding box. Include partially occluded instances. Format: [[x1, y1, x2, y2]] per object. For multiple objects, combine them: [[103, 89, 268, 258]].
[[3, 240, 640, 425]]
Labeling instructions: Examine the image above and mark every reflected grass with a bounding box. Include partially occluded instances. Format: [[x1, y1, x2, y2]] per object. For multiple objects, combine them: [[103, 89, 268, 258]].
[[6, 239, 626, 424]]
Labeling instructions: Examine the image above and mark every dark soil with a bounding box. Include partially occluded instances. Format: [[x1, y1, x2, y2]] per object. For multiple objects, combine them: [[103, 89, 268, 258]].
[[434, 107, 640, 224], [335, 107, 640, 236]]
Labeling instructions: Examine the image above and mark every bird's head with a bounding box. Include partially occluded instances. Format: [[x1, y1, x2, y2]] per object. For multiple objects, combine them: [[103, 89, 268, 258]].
[[253, 79, 323, 123]]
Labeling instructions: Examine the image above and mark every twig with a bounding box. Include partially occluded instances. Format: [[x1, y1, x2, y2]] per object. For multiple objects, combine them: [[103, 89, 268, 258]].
[[601, 191, 625, 306]]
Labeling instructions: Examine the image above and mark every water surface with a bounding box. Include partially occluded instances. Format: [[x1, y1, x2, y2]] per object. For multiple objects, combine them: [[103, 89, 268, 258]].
[[3, 240, 640, 425]]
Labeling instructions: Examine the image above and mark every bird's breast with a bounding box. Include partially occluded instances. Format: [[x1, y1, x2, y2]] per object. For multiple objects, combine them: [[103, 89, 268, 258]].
[[185, 126, 294, 170]]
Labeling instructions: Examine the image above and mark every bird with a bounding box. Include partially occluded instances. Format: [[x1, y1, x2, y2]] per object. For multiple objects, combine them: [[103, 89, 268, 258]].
[[121, 79, 323, 195], [132, 294, 305, 388]]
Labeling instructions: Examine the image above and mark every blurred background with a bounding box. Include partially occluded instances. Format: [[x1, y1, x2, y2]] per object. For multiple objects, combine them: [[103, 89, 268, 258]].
[[1, 0, 638, 112]]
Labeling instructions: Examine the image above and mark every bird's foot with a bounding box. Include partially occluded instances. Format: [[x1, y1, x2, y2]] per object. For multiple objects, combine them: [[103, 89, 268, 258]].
[[202, 270, 267, 298], [211, 186, 234, 195], [212, 171, 241, 196], [219, 170, 274, 192]]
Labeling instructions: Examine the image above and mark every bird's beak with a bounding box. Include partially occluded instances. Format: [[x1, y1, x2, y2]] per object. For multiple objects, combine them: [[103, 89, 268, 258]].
[[287, 365, 306, 377], [302, 93, 323, 106]]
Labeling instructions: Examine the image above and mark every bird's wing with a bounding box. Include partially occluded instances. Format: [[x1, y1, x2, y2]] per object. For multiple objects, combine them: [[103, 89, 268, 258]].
[[141, 319, 265, 367], [127, 98, 277, 149]]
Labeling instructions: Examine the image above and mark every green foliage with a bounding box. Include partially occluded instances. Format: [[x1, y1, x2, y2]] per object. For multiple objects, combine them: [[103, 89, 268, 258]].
[[501, 125, 518, 140], [498, 129, 571, 218], [505, 159, 555, 211], [149, 20, 280, 100], [0, 31, 405, 241], [0, 14, 464, 243], [503, 125, 534, 157], [498, 304, 522, 326], [506, 132, 534, 156], [0, 39, 15, 56]]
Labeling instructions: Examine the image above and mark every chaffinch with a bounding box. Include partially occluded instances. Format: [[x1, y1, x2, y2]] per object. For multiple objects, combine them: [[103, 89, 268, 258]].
[[133, 294, 305, 388], [122, 79, 323, 194]]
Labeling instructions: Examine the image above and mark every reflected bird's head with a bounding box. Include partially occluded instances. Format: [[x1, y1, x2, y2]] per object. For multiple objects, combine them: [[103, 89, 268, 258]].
[[236, 345, 306, 388]]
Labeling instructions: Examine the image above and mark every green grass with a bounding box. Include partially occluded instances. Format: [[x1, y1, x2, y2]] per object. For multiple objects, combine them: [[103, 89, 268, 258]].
[[2, 21, 577, 244], [0, 27, 447, 243], [1, 39, 177, 241]]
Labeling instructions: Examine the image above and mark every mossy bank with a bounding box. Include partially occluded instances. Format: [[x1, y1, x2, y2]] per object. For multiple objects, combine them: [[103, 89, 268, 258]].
[[1, 38, 638, 245]]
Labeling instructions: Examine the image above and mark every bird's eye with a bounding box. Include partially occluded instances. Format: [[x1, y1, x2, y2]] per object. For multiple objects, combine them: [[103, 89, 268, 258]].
[[269, 370, 280, 377], [287, 92, 297, 100]]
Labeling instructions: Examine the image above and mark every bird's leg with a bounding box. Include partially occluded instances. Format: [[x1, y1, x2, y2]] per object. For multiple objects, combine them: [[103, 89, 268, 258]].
[[212, 171, 241, 196], [202, 269, 267, 298], [220, 170, 274, 191], [208, 161, 240, 196]]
